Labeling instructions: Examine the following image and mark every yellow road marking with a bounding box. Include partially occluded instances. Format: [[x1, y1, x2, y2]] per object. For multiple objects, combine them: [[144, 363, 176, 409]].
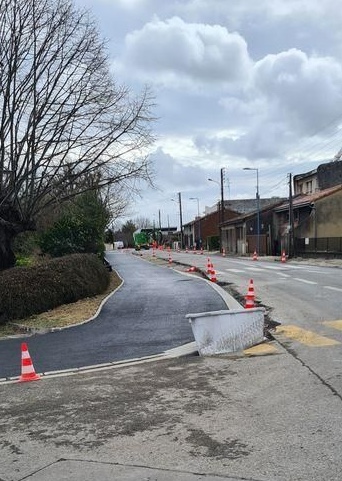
[[243, 343, 279, 356], [323, 320, 342, 331], [275, 325, 340, 347]]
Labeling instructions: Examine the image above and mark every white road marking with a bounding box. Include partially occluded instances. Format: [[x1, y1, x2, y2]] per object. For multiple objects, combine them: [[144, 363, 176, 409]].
[[293, 277, 318, 285], [225, 269, 245, 273], [305, 270, 328, 273], [273, 264, 306, 270], [323, 286, 342, 293], [276, 272, 291, 277], [245, 267, 266, 272], [262, 265, 286, 271]]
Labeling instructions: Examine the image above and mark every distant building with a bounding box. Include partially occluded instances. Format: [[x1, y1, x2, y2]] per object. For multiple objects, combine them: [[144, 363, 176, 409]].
[[185, 198, 284, 252], [274, 184, 342, 256], [185, 157, 342, 257], [221, 199, 286, 255], [294, 159, 342, 195]]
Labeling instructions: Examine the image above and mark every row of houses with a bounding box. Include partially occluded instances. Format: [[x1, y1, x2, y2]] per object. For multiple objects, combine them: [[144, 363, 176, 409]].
[[183, 159, 342, 257]]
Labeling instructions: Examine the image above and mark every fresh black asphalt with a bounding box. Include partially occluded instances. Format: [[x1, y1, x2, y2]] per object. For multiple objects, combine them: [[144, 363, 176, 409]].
[[0, 251, 228, 379]]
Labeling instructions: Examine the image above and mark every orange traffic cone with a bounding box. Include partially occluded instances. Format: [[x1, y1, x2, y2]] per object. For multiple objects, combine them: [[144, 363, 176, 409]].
[[19, 343, 40, 382], [245, 279, 255, 309], [168, 252, 172, 264], [210, 266, 217, 283], [206, 257, 211, 274], [281, 251, 286, 263], [252, 250, 258, 261], [200, 247, 203, 255]]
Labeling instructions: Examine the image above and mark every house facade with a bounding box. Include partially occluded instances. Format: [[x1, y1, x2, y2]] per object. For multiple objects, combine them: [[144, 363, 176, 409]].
[[183, 204, 239, 250], [274, 184, 342, 256], [293, 159, 342, 194], [182, 159, 342, 257], [221, 200, 285, 255]]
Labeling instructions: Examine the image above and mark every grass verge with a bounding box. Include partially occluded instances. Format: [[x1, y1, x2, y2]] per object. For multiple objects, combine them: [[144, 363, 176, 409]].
[[0, 271, 122, 338]]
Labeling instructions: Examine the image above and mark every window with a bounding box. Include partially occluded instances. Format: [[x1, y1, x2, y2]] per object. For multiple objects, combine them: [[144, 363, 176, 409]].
[[305, 180, 312, 193]]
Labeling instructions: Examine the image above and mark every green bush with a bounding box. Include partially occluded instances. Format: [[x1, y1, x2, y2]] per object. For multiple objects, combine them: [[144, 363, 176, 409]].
[[15, 256, 35, 267], [38, 191, 109, 258], [38, 215, 106, 258], [0, 254, 110, 325]]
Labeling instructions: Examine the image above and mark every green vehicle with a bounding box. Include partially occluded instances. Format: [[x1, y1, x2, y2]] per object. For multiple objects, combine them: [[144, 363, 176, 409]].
[[133, 229, 157, 250], [133, 227, 177, 250]]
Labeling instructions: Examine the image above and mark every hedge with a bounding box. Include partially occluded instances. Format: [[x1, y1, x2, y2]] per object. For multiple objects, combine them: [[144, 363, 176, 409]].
[[0, 254, 110, 325]]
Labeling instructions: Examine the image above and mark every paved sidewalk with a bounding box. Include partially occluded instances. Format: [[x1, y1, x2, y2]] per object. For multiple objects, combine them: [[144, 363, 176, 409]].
[[1, 346, 342, 481]]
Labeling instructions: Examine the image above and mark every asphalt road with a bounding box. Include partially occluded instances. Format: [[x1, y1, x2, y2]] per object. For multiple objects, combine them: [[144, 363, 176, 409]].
[[147, 250, 342, 397], [0, 251, 228, 379], [150, 250, 342, 324], [213, 257, 342, 324]]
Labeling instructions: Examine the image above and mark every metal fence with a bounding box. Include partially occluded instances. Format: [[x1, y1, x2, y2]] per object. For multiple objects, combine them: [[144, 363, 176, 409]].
[[295, 237, 342, 256]]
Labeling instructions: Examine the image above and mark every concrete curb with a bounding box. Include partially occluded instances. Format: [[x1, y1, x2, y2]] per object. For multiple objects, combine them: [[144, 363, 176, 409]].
[[0, 342, 198, 385], [5, 272, 125, 338]]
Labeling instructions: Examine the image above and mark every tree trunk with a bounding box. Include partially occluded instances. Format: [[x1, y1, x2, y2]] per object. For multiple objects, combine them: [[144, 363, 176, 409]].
[[0, 226, 16, 270], [0, 201, 32, 270]]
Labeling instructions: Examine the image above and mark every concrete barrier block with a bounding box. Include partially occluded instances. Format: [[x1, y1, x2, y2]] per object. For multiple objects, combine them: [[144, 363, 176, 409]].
[[186, 308, 265, 355]]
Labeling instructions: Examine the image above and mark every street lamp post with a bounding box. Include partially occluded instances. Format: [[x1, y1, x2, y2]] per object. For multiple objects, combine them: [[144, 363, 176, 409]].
[[243, 167, 260, 255], [208, 167, 225, 252], [189, 197, 201, 248], [171, 192, 184, 249]]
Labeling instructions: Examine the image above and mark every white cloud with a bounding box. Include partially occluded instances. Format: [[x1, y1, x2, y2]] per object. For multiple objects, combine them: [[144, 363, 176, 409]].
[[253, 49, 342, 134], [74, 0, 342, 223], [192, 48, 342, 163], [120, 16, 251, 88]]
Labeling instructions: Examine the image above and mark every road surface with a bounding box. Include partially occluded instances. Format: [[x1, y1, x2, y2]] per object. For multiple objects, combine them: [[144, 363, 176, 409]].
[[0, 251, 228, 379], [148, 250, 342, 398]]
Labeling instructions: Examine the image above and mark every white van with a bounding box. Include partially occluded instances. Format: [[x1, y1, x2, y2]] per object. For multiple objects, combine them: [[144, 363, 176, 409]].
[[114, 241, 124, 249]]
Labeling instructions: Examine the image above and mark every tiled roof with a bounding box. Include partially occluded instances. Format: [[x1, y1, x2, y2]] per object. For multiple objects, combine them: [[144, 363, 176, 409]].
[[274, 184, 342, 211], [221, 199, 285, 225], [224, 198, 284, 214]]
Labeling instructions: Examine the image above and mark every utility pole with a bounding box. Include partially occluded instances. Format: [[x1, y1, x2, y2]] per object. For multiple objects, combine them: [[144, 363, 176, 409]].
[[220, 168, 225, 224], [243, 167, 260, 255], [189, 197, 201, 248], [178, 192, 184, 249], [256, 169, 260, 255], [208, 169, 226, 252], [288, 173, 295, 257]]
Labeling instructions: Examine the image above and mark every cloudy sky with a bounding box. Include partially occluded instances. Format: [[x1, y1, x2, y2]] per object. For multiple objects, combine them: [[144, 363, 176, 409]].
[[75, 0, 342, 228]]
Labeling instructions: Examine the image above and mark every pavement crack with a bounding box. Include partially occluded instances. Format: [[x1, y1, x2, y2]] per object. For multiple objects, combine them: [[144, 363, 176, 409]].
[[17, 459, 63, 480], [268, 332, 342, 402], [56, 457, 265, 481]]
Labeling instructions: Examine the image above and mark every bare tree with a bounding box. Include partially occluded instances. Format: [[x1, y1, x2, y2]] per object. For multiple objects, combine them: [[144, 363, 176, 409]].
[[0, 0, 155, 269], [134, 216, 153, 229]]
